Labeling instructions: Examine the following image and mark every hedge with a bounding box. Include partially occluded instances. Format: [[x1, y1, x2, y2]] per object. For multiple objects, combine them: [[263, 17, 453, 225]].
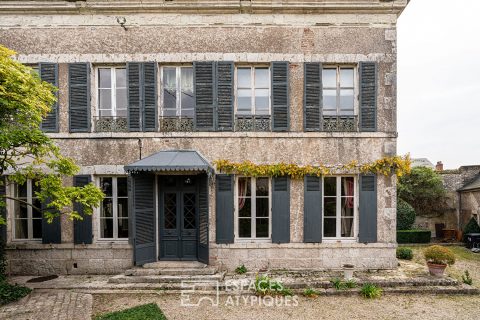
[[397, 230, 432, 244]]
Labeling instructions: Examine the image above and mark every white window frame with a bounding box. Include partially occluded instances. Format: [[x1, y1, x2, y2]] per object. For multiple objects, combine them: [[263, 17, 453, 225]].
[[97, 176, 129, 241], [322, 65, 357, 116], [235, 65, 271, 116], [96, 66, 127, 118], [12, 179, 42, 241], [235, 176, 272, 241], [322, 176, 358, 241], [160, 65, 194, 118]]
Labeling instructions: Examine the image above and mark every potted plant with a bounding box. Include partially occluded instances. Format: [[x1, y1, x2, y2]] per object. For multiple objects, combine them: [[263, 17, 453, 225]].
[[424, 245, 455, 277]]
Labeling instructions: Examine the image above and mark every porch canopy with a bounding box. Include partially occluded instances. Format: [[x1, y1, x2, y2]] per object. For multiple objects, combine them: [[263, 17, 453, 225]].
[[124, 150, 213, 174]]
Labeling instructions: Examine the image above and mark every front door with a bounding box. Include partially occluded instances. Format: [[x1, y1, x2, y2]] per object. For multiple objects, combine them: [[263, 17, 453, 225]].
[[159, 176, 198, 260]]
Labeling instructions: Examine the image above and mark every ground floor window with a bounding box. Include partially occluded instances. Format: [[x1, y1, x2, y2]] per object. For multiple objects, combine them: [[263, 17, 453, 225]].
[[323, 176, 356, 239], [14, 179, 42, 240], [99, 177, 129, 239], [237, 177, 270, 239]]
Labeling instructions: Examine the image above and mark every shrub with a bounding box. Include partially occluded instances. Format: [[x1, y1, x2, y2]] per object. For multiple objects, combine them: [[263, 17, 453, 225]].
[[344, 279, 357, 289], [303, 288, 320, 297], [396, 199, 416, 230], [360, 283, 382, 299], [0, 282, 32, 305], [235, 264, 247, 274], [254, 275, 292, 296], [397, 230, 431, 244], [424, 245, 455, 265], [462, 270, 473, 285], [330, 278, 356, 290], [396, 247, 413, 260], [462, 217, 480, 242]]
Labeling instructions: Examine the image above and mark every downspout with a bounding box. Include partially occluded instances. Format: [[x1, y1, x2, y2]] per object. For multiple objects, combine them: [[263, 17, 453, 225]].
[[138, 138, 143, 160]]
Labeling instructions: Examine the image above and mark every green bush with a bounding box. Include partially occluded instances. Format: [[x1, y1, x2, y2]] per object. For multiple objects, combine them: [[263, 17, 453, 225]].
[[235, 264, 247, 274], [397, 230, 431, 244], [396, 247, 413, 260], [396, 199, 416, 230], [463, 217, 480, 242], [303, 288, 320, 297], [0, 282, 32, 305], [254, 275, 292, 296], [360, 283, 382, 299], [462, 270, 473, 285]]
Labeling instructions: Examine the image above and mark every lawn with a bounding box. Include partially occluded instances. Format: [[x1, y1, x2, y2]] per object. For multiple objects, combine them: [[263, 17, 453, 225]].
[[95, 303, 167, 320]]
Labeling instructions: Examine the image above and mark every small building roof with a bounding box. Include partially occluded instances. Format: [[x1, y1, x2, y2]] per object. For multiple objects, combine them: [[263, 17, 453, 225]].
[[124, 150, 213, 174], [459, 175, 480, 192]]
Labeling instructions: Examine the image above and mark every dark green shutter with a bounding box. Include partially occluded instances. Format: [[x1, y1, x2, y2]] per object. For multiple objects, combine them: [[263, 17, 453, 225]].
[[304, 175, 322, 243], [73, 175, 93, 244], [143, 62, 157, 132], [0, 177, 6, 241], [216, 61, 234, 131], [68, 63, 90, 132], [272, 176, 290, 243], [271, 61, 289, 131], [198, 174, 209, 264], [194, 61, 216, 131], [133, 173, 156, 265], [215, 174, 234, 244], [359, 62, 378, 132], [127, 62, 142, 131], [41, 198, 61, 244], [40, 63, 59, 133], [304, 63, 322, 131], [359, 174, 377, 243]]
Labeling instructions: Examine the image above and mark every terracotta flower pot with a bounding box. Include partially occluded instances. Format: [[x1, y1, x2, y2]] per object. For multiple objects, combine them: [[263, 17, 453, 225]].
[[427, 262, 447, 277]]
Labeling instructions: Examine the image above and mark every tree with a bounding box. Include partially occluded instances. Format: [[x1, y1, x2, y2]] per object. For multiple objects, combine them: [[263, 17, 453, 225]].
[[396, 198, 416, 230], [0, 45, 103, 224], [397, 166, 446, 215]]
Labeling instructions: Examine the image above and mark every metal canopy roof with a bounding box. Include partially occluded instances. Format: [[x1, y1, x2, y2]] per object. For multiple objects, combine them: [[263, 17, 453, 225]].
[[124, 150, 213, 174], [459, 175, 480, 192]]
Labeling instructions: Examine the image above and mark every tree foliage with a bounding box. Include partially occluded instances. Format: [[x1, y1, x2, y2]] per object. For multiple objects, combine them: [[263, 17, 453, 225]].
[[397, 166, 446, 215], [396, 198, 416, 230], [0, 45, 103, 224]]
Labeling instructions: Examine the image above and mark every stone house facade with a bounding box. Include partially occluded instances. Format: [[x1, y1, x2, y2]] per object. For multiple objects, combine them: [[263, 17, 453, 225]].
[[0, 0, 408, 275]]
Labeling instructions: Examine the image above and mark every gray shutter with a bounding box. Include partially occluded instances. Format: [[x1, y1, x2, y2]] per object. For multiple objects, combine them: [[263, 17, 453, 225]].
[[304, 175, 322, 243], [359, 174, 377, 243], [216, 61, 234, 131], [359, 62, 378, 132], [271, 61, 289, 131], [133, 173, 156, 265], [194, 61, 216, 131], [68, 63, 90, 132], [0, 177, 6, 241], [40, 63, 59, 133], [304, 62, 322, 131], [41, 198, 61, 244], [215, 174, 234, 244], [272, 176, 290, 244], [73, 175, 93, 244], [127, 62, 142, 131], [198, 174, 209, 264], [143, 62, 157, 132]]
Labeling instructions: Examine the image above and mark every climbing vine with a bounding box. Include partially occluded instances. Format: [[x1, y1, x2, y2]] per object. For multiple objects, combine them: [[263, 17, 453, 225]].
[[213, 155, 411, 179]]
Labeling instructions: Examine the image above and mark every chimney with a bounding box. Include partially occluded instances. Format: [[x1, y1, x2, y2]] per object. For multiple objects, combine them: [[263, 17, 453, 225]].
[[436, 161, 444, 171]]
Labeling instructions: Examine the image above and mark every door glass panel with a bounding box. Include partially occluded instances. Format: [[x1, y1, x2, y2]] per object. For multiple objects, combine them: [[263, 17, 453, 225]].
[[164, 193, 177, 229], [183, 193, 196, 230]]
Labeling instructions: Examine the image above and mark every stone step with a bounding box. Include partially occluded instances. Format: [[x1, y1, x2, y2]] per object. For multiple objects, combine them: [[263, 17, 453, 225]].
[[108, 272, 226, 284], [142, 261, 207, 269], [125, 267, 218, 276]]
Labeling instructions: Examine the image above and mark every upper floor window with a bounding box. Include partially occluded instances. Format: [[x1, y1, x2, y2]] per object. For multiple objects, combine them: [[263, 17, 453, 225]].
[[162, 66, 194, 118], [322, 67, 355, 116], [98, 67, 127, 118], [237, 177, 270, 240], [236, 66, 270, 116], [99, 177, 129, 240], [14, 179, 42, 240], [323, 176, 356, 239]]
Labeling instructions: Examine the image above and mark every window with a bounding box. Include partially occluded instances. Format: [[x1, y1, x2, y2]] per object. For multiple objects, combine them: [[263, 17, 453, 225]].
[[162, 66, 194, 117], [237, 177, 270, 239], [14, 179, 42, 240], [322, 66, 355, 116], [98, 67, 127, 118], [236, 67, 270, 115], [99, 177, 129, 239], [323, 176, 356, 239]]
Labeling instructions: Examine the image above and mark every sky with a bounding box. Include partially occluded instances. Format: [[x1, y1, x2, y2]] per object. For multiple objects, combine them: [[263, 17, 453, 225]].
[[397, 0, 480, 169]]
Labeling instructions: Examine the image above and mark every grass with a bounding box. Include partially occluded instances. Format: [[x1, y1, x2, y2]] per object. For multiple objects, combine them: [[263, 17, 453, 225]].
[[95, 303, 167, 320]]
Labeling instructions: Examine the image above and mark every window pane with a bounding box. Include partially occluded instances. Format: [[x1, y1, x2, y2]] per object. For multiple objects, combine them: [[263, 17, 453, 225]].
[[17, 182, 27, 198], [255, 89, 269, 113], [324, 218, 336, 237], [341, 177, 355, 196], [101, 198, 113, 218], [255, 68, 269, 88], [116, 88, 127, 112], [239, 218, 251, 238], [32, 180, 40, 194], [341, 198, 354, 217], [237, 89, 252, 113], [99, 89, 112, 111], [340, 68, 354, 87], [15, 219, 28, 239], [340, 89, 354, 110], [181, 68, 194, 113], [341, 218, 354, 237], [324, 197, 336, 217], [118, 198, 129, 218], [256, 198, 269, 218], [256, 178, 269, 197], [117, 177, 128, 197], [324, 177, 336, 196], [322, 69, 336, 88], [32, 198, 42, 218], [115, 68, 126, 88], [238, 177, 251, 197], [16, 203, 28, 219], [99, 68, 111, 88], [239, 198, 251, 217], [32, 218, 42, 238], [237, 68, 251, 88], [323, 89, 336, 110], [100, 109, 113, 117], [256, 218, 269, 238], [101, 218, 113, 238], [101, 178, 113, 197], [118, 218, 129, 238], [163, 67, 177, 110]]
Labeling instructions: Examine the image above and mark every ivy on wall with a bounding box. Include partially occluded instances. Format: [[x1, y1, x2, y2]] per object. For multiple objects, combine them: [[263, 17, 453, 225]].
[[213, 155, 411, 179]]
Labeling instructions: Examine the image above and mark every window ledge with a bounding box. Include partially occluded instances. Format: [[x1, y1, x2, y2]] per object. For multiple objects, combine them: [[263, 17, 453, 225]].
[[6, 242, 132, 250], [214, 242, 396, 249]]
